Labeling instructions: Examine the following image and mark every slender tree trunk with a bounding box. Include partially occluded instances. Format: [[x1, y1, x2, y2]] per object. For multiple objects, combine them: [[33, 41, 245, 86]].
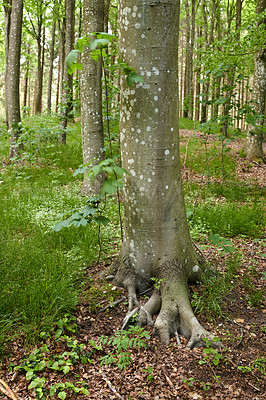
[[34, 5, 44, 114], [183, 0, 195, 120], [110, 0, 221, 349], [28, 77, 31, 114], [4, 0, 24, 158], [222, 0, 242, 137], [179, 33, 184, 118], [80, 0, 105, 194], [104, 0, 111, 32], [23, 45, 30, 112], [195, 27, 202, 122], [47, 21, 56, 113], [59, 0, 75, 143]]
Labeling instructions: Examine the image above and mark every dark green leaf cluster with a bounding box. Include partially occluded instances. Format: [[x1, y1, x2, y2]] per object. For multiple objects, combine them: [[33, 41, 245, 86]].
[[66, 32, 144, 87], [52, 195, 109, 232], [98, 326, 150, 370]]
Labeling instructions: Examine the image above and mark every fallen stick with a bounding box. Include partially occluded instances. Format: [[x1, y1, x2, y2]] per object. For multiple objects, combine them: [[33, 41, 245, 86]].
[[99, 370, 124, 400], [0, 379, 18, 400], [99, 296, 126, 313]]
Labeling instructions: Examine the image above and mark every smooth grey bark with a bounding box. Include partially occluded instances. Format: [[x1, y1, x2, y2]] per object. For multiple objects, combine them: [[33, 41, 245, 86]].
[[183, 0, 196, 120], [222, 0, 242, 137], [4, 0, 24, 159], [200, 0, 219, 123], [59, 0, 75, 144], [29, 0, 44, 114], [247, 0, 266, 162], [80, 0, 105, 194], [111, 0, 221, 348], [47, 20, 56, 113], [23, 45, 30, 113]]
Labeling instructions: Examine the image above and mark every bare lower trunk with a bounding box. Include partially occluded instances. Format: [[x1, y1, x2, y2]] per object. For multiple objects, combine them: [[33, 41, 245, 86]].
[[110, 0, 221, 349], [47, 21, 56, 113], [80, 0, 105, 194], [4, 0, 24, 158], [59, 0, 75, 143]]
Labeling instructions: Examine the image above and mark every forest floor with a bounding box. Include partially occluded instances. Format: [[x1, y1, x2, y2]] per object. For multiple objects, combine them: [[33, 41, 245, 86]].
[[0, 132, 265, 400]]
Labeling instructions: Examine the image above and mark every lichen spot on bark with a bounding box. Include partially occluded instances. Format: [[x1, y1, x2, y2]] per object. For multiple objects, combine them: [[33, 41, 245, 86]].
[[193, 265, 199, 273]]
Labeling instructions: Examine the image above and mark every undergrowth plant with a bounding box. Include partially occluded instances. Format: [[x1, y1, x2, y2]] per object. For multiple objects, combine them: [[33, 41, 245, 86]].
[[11, 316, 151, 399], [97, 325, 150, 370], [11, 315, 90, 399], [192, 253, 241, 319]]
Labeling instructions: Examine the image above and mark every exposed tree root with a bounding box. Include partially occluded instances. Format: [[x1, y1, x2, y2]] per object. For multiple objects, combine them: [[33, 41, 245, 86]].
[[110, 256, 223, 349]]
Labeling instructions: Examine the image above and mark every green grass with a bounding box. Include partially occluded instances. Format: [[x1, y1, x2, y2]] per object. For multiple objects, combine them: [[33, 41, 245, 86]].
[[179, 117, 198, 131], [187, 199, 265, 238], [0, 117, 122, 352], [180, 135, 237, 179], [0, 170, 100, 347]]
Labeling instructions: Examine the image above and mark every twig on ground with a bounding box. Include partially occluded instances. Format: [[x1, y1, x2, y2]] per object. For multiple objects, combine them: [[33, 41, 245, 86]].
[[162, 365, 178, 396], [247, 382, 260, 391], [183, 135, 193, 168], [192, 240, 208, 262], [121, 306, 140, 330], [175, 330, 181, 346], [139, 287, 153, 296], [235, 328, 244, 348], [99, 296, 126, 313], [0, 379, 18, 400], [99, 370, 124, 400]]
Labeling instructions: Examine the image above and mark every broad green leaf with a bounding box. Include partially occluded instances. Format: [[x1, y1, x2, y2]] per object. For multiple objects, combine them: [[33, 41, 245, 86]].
[[74, 218, 88, 227], [69, 212, 82, 221], [50, 386, 57, 396], [246, 114, 257, 125], [26, 370, 34, 381], [81, 205, 97, 217], [95, 32, 116, 41], [58, 391, 67, 400], [93, 216, 110, 225], [62, 365, 70, 374], [66, 50, 80, 74], [90, 38, 109, 51], [100, 180, 117, 195], [126, 73, 144, 87], [52, 219, 71, 232], [73, 166, 88, 176]]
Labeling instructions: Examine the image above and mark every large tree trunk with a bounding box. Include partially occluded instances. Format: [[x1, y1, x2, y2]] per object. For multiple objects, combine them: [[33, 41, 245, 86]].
[[4, 0, 24, 159], [246, 0, 266, 162], [80, 0, 105, 194], [111, 0, 221, 348]]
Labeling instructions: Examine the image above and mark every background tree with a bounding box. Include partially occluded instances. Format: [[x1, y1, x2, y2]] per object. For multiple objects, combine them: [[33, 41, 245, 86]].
[[111, 0, 221, 348], [246, 0, 266, 162], [47, 17, 56, 113], [4, 0, 24, 158], [80, 0, 105, 193], [59, 0, 76, 143], [24, 0, 46, 114], [183, 0, 196, 120]]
